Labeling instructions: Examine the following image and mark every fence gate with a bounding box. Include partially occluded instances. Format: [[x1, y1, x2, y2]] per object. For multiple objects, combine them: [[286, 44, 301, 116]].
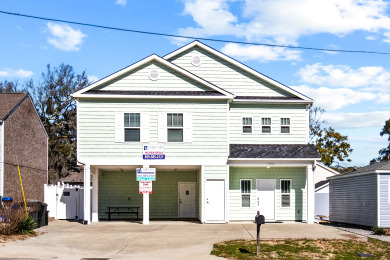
[[44, 184, 90, 220]]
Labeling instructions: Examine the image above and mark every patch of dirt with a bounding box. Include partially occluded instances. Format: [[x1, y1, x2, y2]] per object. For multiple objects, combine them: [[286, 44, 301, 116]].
[[0, 231, 42, 244]]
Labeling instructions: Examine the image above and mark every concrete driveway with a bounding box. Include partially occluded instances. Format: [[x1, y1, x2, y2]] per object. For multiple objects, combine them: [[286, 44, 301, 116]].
[[0, 220, 365, 260]]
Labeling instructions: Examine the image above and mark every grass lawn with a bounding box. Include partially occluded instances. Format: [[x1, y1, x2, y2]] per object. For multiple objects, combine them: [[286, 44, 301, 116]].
[[211, 238, 389, 259]]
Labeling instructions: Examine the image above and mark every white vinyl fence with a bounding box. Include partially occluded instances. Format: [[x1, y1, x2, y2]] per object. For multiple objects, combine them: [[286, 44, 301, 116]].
[[44, 183, 91, 220]]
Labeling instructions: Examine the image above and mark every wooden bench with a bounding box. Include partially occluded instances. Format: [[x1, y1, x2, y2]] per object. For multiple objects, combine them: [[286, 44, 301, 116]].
[[106, 207, 140, 221]]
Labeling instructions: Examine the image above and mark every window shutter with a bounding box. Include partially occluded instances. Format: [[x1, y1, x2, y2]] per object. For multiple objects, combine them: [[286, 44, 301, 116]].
[[183, 113, 192, 143], [158, 112, 167, 143], [114, 112, 124, 143], [140, 113, 150, 143]]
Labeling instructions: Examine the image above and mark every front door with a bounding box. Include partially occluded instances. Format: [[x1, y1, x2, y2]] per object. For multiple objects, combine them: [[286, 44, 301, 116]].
[[205, 179, 225, 222], [256, 179, 276, 221], [179, 182, 196, 218]]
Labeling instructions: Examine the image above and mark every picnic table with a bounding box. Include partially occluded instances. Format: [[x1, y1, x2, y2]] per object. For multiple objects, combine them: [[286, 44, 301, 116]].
[[106, 206, 140, 221]]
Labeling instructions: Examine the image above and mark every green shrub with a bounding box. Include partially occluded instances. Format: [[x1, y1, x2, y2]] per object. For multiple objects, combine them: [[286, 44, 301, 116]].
[[372, 226, 386, 236], [17, 215, 36, 235]]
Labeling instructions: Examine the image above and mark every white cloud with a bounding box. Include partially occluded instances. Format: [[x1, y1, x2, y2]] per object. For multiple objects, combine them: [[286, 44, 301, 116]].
[[221, 43, 301, 62], [47, 22, 86, 51], [323, 111, 390, 129], [298, 63, 390, 91], [87, 75, 99, 83], [0, 68, 33, 78], [179, 0, 390, 44], [293, 85, 376, 110], [116, 0, 127, 6]]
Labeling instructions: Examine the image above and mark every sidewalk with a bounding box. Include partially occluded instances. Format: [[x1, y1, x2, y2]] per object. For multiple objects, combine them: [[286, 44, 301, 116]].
[[0, 220, 366, 260]]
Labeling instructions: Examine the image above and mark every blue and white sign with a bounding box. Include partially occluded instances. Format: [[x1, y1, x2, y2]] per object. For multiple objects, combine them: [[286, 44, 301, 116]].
[[143, 145, 165, 160], [136, 168, 156, 181]]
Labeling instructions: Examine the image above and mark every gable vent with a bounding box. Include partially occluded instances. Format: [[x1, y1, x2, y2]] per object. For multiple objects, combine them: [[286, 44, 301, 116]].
[[149, 70, 159, 81], [191, 56, 201, 66]]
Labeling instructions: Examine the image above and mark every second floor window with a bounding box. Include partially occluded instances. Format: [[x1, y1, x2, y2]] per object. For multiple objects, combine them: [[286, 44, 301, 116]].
[[124, 113, 140, 142], [281, 118, 290, 134], [167, 113, 183, 142], [262, 118, 271, 133], [242, 117, 252, 133]]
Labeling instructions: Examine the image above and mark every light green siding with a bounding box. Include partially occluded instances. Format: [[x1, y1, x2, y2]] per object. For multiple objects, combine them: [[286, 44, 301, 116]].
[[98, 170, 198, 219], [96, 61, 211, 92], [78, 99, 228, 160], [169, 47, 294, 97], [229, 103, 307, 144], [229, 167, 306, 221]]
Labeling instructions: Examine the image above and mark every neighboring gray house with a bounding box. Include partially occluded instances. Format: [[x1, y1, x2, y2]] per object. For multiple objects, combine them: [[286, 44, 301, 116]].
[[329, 161, 390, 228]]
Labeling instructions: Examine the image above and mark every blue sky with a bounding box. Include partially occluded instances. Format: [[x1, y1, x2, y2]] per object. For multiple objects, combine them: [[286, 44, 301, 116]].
[[1, 0, 390, 167]]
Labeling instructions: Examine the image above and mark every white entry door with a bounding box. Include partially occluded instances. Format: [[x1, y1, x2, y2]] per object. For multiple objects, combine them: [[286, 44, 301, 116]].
[[256, 179, 276, 221], [205, 179, 225, 223], [179, 182, 196, 218]]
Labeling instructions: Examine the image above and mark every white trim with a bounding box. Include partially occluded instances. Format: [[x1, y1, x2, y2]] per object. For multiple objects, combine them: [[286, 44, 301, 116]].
[[72, 54, 233, 99], [378, 174, 381, 227], [280, 179, 292, 208], [306, 164, 315, 224], [0, 122, 4, 197], [164, 41, 312, 101], [316, 162, 340, 176], [315, 182, 329, 192], [233, 99, 313, 104], [226, 100, 229, 157], [240, 179, 252, 208], [78, 157, 228, 166], [72, 94, 231, 100], [229, 158, 320, 161], [204, 178, 226, 223], [191, 55, 202, 67], [148, 69, 160, 81], [226, 164, 229, 223]]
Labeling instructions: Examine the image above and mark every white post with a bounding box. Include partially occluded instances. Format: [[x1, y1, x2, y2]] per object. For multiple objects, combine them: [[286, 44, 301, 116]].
[[91, 170, 99, 222], [306, 164, 315, 224], [84, 164, 91, 225], [143, 164, 149, 225]]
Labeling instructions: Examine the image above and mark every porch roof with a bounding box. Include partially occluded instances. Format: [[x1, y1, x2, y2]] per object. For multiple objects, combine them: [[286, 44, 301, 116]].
[[229, 144, 320, 159]]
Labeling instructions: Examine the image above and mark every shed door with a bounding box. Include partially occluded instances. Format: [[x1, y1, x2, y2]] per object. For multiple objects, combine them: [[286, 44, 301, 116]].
[[256, 179, 276, 221], [205, 179, 225, 222], [179, 182, 196, 218]]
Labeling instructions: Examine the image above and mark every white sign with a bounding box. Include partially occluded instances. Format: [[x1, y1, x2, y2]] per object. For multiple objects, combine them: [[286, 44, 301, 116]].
[[136, 168, 156, 181], [143, 145, 165, 159], [139, 181, 152, 194]]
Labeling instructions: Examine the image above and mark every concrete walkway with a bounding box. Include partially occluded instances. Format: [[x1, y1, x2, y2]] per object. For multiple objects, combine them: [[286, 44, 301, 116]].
[[0, 220, 366, 260]]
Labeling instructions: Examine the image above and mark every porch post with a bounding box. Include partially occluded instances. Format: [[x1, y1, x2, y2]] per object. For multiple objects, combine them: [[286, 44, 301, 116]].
[[306, 164, 315, 224], [84, 164, 91, 224], [91, 169, 99, 222], [143, 164, 149, 225]]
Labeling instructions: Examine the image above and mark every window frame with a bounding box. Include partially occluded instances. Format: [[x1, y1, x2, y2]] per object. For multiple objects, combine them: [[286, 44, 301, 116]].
[[124, 113, 141, 142], [242, 117, 253, 134], [167, 113, 184, 143], [261, 117, 272, 134], [280, 118, 290, 134], [240, 179, 252, 208], [280, 179, 292, 208]]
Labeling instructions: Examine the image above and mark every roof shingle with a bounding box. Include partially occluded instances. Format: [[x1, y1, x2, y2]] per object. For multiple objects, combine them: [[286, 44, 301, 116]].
[[229, 144, 320, 159]]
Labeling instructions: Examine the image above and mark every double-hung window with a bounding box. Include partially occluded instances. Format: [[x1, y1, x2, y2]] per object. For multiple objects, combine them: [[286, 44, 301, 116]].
[[281, 118, 290, 134], [262, 118, 271, 133], [167, 113, 183, 142], [281, 180, 291, 208], [124, 113, 140, 142], [241, 180, 251, 207], [242, 117, 252, 133]]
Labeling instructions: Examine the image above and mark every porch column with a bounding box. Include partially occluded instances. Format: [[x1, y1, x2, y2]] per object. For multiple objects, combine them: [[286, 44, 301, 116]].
[[91, 170, 99, 222], [83, 164, 91, 224], [306, 164, 315, 224]]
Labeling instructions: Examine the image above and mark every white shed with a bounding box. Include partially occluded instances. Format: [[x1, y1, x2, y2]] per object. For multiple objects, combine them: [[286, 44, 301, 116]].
[[314, 163, 339, 218]]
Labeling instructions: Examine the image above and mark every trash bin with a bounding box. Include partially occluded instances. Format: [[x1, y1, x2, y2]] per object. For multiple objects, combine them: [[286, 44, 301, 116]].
[[25, 201, 48, 228]]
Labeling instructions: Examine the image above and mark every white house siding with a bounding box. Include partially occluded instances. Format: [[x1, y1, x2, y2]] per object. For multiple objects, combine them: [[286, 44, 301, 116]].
[[379, 173, 390, 227], [96, 61, 211, 92], [77, 99, 228, 163], [330, 174, 378, 227], [229, 167, 307, 221], [168, 47, 294, 97], [229, 103, 307, 144], [314, 163, 337, 184]]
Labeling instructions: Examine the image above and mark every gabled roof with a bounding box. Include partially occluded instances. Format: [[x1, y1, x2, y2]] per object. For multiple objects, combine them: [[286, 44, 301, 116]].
[[229, 144, 320, 159], [0, 93, 29, 121], [329, 160, 390, 180], [164, 41, 312, 102], [72, 54, 233, 99]]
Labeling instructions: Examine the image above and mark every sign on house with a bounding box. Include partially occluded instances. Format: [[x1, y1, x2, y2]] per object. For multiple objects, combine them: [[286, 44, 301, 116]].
[[143, 145, 165, 159], [139, 181, 152, 194], [136, 168, 156, 181]]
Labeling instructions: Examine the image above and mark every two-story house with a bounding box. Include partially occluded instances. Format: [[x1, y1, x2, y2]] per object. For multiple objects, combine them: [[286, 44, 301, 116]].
[[0, 93, 48, 203], [72, 41, 319, 224]]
